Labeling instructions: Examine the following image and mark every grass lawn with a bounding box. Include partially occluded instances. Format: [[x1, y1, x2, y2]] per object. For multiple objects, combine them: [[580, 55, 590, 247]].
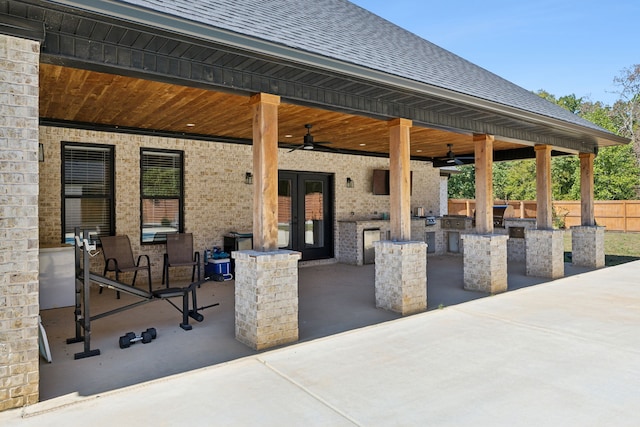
[[564, 230, 640, 266]]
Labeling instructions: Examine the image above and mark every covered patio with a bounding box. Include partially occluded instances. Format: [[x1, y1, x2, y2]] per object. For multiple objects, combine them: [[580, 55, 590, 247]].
[[37, 255, 594, 401], [0, 0, 629, 411]]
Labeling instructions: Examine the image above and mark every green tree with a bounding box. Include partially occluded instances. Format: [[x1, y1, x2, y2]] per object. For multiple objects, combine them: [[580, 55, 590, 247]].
[[552, 155, 578, 200], [503, 160, 537, 200], [612, 64, 640, 148], [593, 144, 640, 200], [447, 165, 475, 199], [492, 161, 511, 201]]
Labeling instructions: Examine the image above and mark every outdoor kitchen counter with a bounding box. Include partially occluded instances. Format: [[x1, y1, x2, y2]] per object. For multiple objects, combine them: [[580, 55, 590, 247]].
[[337, 218, 441, 265]]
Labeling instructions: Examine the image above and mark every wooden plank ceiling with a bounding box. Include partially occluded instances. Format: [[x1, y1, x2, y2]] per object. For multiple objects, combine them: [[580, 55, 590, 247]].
[[39, 64, 523, 160]]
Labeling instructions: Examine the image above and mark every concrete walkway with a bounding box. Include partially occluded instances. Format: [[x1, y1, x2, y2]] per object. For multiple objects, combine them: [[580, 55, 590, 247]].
[[3, 260, 640, 426]]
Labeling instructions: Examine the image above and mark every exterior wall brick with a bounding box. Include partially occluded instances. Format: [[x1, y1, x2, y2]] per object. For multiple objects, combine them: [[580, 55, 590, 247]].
[[373, 240, 427, 315], [571, 226, 605, 268], [461, 234, 508, 294], [0, 34, 40, 411], [525, 229, 565, 278], [233, 250, 301, 350], [38, 125, 444, 283]]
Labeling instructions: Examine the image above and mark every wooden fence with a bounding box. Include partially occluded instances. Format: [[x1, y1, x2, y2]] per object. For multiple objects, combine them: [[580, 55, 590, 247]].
[[448, 199, 640, 232]]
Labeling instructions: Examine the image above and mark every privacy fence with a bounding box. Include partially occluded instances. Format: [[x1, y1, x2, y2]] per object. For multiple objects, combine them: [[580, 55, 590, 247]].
[[448, 199, 640, 232]]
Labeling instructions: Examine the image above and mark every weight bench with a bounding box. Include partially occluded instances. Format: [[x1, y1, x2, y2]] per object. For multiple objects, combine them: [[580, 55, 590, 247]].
[[68, 229, 219, 359], [89, 272, 212, 330]]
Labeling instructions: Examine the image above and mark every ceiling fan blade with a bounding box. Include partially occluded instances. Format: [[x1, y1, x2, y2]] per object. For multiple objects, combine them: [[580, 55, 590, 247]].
[[288, 145, 304, 152]]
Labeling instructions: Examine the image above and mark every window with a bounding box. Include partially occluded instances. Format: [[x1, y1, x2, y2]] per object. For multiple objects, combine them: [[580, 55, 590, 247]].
[[141, 149, 184, 243], [62, 143, 115, 244]]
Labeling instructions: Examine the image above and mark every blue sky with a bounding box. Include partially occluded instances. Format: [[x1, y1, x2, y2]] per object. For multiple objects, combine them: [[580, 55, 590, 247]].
[[350, 0, 638, 106]]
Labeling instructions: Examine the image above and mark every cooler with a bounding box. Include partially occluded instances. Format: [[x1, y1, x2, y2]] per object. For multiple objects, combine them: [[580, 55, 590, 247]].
[[205, 258, 233, 281]]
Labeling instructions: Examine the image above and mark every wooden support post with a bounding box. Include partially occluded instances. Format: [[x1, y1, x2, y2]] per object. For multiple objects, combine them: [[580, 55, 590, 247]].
[[474, 134, 494, 234], [535, 145, 553, 229], [249, 93, 280, 251], [388, 118, 412, 241], [580, 152, 595, 226]]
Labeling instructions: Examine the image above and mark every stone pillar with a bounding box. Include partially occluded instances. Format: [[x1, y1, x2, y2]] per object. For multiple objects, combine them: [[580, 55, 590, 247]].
[[571, 226, 605, 268], [233, 250, 301, 350], [525, 229, 565, 278], [374, 240, 427, 315], [461, 234, 508, 294], [0, 34, 40, 411]]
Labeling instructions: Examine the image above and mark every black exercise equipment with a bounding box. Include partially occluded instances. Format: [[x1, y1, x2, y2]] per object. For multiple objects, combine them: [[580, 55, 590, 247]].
[[119, 328, 157, 349], [67, 228, 219, 360]]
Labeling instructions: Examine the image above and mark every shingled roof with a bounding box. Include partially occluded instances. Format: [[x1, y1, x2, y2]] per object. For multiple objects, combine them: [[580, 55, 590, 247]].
[[118, 0, 609, 135]]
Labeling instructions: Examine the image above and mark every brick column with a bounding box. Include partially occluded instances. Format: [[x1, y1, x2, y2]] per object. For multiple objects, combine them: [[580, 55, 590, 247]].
[[461, 234, 508, 294], [525, 229, 565, 278], [233, 249, 301, 350], [571, 226, 605, 268], [0, 34, 40, 411], [374, 241, 427, 315]]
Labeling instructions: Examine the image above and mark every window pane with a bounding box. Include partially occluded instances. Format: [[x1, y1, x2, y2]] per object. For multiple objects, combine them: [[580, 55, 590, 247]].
[[64, 199, 112, 244], [141, 149, 183, 243], [278, 179, 292, 248], [304, 180, 324, 247], [141, 199, 180, 243], [64, 145, 111, 196], [142, 151, 181, 197], [63, 144, 114, 244]]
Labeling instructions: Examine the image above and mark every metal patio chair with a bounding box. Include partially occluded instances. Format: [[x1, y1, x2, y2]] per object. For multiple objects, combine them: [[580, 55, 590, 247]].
[[162, 233, 201, 288], [101, 235, 152, 299]]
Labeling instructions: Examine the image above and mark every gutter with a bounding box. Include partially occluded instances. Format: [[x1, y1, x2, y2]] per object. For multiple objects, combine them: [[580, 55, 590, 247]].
[[45, 0, 628, 147]]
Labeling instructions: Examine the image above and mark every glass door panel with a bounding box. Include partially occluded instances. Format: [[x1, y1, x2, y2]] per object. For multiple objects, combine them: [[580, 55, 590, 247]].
[[278, 178, 293, 249], [304, 180, 324, 248], [278, 171, 333, 260]]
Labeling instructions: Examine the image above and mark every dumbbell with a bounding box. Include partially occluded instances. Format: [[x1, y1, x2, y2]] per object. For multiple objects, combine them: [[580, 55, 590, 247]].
[[118, 327, 157, 349]]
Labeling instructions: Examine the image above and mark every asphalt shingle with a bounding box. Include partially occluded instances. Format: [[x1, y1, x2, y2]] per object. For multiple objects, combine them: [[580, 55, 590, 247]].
[[120, 0, 607, 133]]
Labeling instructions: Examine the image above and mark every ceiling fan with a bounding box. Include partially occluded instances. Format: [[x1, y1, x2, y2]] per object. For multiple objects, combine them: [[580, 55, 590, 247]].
[[287, 124, 333, 152], [437, 144, 473, 165]]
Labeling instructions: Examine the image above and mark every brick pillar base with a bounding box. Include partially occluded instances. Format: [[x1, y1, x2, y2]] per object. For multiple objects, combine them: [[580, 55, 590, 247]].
[[525, 229, 565, 278], [571, 226, 605, 268], [461, 234, 508, 294], [373, 240, 427, 315], [233, 250, 301, 350]]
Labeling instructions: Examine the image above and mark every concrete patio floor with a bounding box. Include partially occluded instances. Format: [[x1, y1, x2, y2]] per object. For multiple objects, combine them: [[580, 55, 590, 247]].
[[4, 256, 639, 425], [34, 255, 593, 402]]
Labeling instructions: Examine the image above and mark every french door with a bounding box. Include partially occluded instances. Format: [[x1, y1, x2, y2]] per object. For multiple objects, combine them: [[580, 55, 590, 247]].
[[278, 171, 334, 260]]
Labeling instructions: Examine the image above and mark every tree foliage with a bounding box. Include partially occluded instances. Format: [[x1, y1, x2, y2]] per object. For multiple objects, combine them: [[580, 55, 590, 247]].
[[447, 70, 640, 201]]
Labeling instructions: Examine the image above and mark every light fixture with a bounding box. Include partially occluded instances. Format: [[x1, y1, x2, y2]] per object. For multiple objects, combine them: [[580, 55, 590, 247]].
[[245, 172, 253, 184], [346, 177, 354, 188], [38, 143, 44, 162]]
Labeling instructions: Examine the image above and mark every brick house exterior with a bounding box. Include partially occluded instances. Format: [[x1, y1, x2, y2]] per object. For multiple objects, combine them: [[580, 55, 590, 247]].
[[0, 0, 627, 411]]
